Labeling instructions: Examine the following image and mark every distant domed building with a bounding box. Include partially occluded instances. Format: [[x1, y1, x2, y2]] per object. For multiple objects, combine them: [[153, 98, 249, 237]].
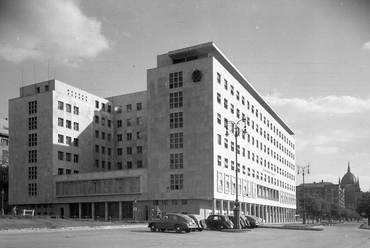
[[340, 162, 361, 210]]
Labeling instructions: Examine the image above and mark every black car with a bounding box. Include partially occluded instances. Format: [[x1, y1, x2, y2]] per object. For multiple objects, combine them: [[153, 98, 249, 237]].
[[245, 215, 260, 228], [205, 214, 234, 231]]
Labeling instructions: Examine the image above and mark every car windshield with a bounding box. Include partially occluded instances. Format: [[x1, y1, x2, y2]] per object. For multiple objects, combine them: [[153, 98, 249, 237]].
[[224, 216, 230, 221]]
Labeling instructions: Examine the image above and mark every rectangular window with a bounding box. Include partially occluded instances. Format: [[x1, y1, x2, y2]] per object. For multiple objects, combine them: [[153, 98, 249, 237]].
[[58, 134, 64, 143], [217, 113, 221, 124], [230, 85, 234, 95], [94, 115, 99, 124], [29, 117, 37, 130], [224, 99, 228, 109], [127, 118, 132, 127], [170, 153, 183, 169], [66, 104, 71, 113], [127, 147, 132, 155], [58, 118, 63, 127], [28, 150, 37, 163], [127, 104, 132, 112], [170, 174, 183, 190], [115, 106, 122, 113], [58, 151, 64, 160], [217, 155, 221, 166], [95, 130, 99, 138], [170, 132, 183, 149], [117, 134, 123, 141], [224, 79, 228, 90], [217, 73, 221, 84], [136, 117, 142, 125], [73, 106, 79, 115], [73, 122, 79, 131], [66, 120, 71, 129], [169, 71, 183, 89], [137, 131, 142, 139], [137, 160, 143, 168], [117, 120, 122, 128], [108, 119, 111, 127], [66, 153, 71, 162], [108, 105, 111, 113], [137, 102, 142, 111], [29, 101, 37, 114], [127, 161, 132, 169], [117, 162, 122, 170], [217, 93, 221, 104], [28, 166, 37, 179], [236, 91, 240, 100], [126, 133, 132, 141], [73, 154, 79, 163], [29, 133, 37, 147], [137, 146, 143, 154], [217, 134, 221, 145], [95, 145, 99, 153], [101, 103, 106, 111], [170, 112, 183, 129], [101, 118, 105, 126], [169, 92, 183, 108], [58, 101, 64, 110], [73, 138, 79, 147], [95, 100, 99, 108], [28, 183, 37, 196]]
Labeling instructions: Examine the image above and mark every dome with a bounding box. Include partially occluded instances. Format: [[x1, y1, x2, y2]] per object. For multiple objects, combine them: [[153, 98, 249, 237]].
[[341, 162, 357, 187]]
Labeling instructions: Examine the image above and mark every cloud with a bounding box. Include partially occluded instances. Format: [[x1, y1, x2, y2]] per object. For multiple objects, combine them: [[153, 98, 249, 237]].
[[313, 146, 341, 154], [0, 0, 110, 66], [363, 41, 370, 50], [266, 93, 370, 114]]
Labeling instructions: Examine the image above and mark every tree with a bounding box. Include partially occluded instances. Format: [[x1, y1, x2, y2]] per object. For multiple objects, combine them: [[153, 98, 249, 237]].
[[0, 152, 9, 167], [357, 193, 370, 225]]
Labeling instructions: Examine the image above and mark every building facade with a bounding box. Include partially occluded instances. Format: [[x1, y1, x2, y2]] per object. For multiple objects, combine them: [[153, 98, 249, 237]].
[[9, 42, 296, 222], [0, 117, 9, 214], [340, 162, 362, 210]]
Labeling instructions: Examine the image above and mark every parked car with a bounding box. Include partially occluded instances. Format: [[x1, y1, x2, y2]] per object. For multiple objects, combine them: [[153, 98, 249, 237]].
[[245, 215, 262, 228], [187, 214, 206, 231], [148, 213, 199, 233], [227, 215, 249, 229], [205, 214, 234, 231]]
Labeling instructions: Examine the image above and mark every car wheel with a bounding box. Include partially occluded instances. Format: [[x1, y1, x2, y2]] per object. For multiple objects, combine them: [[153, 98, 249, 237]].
[[185, 229, 191, 233], [200, 220, 206, 228], [150, 224, 157, 232], [160, 229, 165, 232], [217, 224, 226, 231], [174, 225, 183, 233], [197, 228, 203, 231]]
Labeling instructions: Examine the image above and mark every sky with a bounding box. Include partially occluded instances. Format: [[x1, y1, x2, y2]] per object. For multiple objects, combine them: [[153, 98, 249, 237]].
[[1, 0, 370, 191]]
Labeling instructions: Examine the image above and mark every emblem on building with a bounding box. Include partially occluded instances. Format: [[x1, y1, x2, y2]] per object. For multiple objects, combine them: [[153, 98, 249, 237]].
[[192, 69, 202, 82]]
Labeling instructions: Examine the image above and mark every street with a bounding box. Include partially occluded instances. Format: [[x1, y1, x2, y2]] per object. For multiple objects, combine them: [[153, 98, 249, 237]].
[[0, 223, 369, 248]]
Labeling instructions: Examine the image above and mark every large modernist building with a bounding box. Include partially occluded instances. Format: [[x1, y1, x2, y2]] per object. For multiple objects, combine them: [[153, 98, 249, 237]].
[[9, 42, 296, 222], [0, 117, 9, 213]]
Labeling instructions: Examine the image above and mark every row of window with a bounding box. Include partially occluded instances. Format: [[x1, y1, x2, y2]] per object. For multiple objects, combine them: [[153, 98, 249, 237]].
[[216, 72, 294, 150], [116, 160, 143, 170], [114, 102, 143, 114], [58, 168, 79, 175], [116, 146, 143, 155], [58, 151, 79, 163], [58, 135, 80, 147], [95, 100, 112, 113], [117, 131, 143, 141], [58, 118, 80, 131], [152, 199, 188, 206], [58, 101, 80, 115], [116, 117, 143, 128]]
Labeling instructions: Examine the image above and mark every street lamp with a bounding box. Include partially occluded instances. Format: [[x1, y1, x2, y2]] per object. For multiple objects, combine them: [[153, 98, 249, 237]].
[[297, 164, 310, 224], [1, 189, 4, 216], [225, 118, 247, 229]]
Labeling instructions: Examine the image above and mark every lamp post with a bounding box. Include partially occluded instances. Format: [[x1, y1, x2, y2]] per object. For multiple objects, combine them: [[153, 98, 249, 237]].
[[297, 164, 310, 224], [225, 118, 247, 229], [1, 189, 4, 216]]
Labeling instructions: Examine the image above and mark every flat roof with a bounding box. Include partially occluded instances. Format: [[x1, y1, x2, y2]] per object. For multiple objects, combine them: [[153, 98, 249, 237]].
[[168, 42, 294, 135]]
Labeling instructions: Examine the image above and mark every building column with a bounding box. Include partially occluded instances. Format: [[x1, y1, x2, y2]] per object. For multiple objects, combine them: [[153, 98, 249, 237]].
[[213, 198, 217, 214], [78, 203, 82, 219], [91, 203, 95, 220], [105, 202, 108, 221], [119, 202, 122, 221], [257, 204, 260, 218], [220, 199, 223, 215]]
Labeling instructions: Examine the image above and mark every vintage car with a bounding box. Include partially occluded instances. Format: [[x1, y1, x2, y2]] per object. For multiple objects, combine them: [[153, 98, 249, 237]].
[[187, 214, 206, 231], [148, 213, 199, 233], [205, 214, 234, 231]]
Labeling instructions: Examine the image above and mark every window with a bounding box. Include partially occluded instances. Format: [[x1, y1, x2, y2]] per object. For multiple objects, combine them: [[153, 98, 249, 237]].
[[58, 101, 64, 110], [170, 112, 183, 128], [102, 118, 105, 126], [137, 131, 142, 139], [73, 106, 79, 115], [217, 113, 221, 124], [137, 160, 143, 168], [170, 132, 183, 149], [127, 104, 132, 112], [224, 79, 228, 90], [137, 146, 143, 154], [170, 92, 183, 108], [108, 105, 112, 113], [115, 106, 122, 113], [137, 102, 142, 111], [117, 120, 122, 128], [29, 133, 37, 147], [101, 103, 106, 111], [73, 138, 79, 147], [217, 93, 221, 104], [58, 151, 64, 160], [66, 169, 71, 174], [217, 155, 221, 166], [29, 101, 37, 114], [127, 118, 132, 127], [230, 85, 234, 95], [45, 85, 49, 91], [95, 100, 99, 108], [108, 119, 111, 127], [169, 71, 183, 88], [95, 145, 99, 153], [94, 115, 99, 124], [224, 99, 228, 109], [170, 174, 183, 190], [136, 117, 142, 125], [28, 166, 37, 179], [28, 150, 37, 163], [58, 134, 64, 143], [66, 104, 71, 113], [58, 118, 63, 127], [126, 133, 132, 141], [66, 120, 71, 129], [117, 162, 122, 169], [224, 138, 228, 149], [29, 117, 37, 130], [117, 134, 122, 142], [217, 134, 221, 145], [236, 91, 240, 100], [127, 161, 133, 169], [73, 122, 79, 131], [217, 73, 221, 84], [101, 132, 105, 140], [95, 130, 99, 138], [231, 104, 234, 114], [242, 96, 245, 105], [28, 183, 37, 196], [127, 147, 132, 155], [170, 153, 183, 169], [95, 160, 99, 167], [73, 154, 79, 163], [66, 153, 71, 162]]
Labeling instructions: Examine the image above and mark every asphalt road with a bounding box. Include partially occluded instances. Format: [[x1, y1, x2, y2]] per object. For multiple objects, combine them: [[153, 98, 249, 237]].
[[0, 223, 369, 248]]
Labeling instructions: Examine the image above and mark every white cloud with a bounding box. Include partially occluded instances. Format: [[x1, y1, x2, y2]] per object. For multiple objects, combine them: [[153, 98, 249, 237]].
[[0, 0, 110, 66], [363, 41, 370, 50], [266, 93, 370, 114]]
